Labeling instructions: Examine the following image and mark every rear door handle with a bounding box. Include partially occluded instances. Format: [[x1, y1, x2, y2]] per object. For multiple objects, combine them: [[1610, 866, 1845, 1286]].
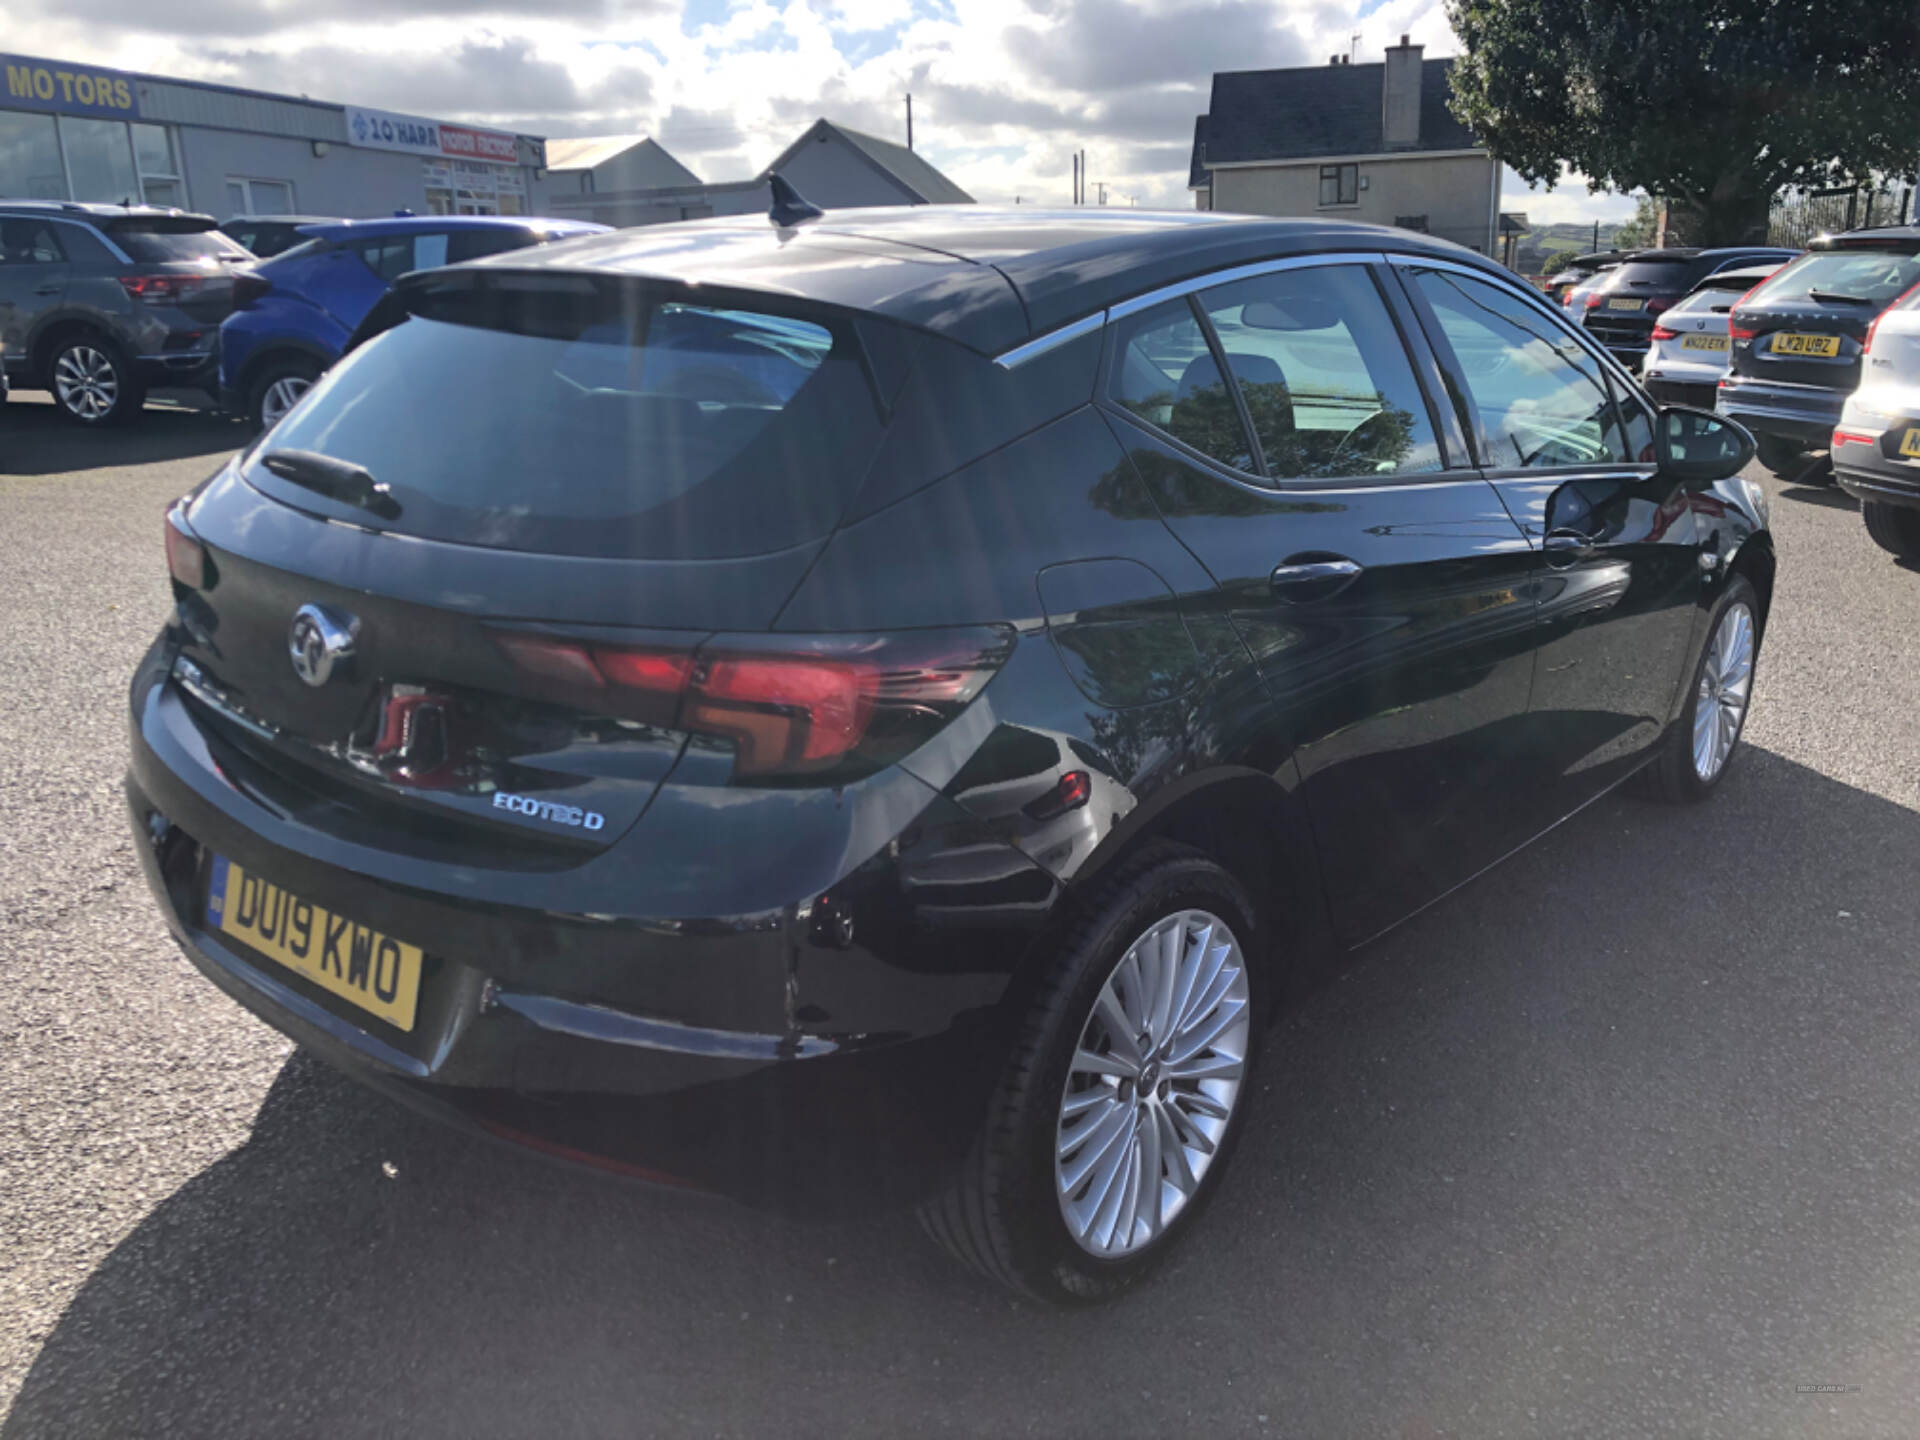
[[1270, 557, 1363, 603]]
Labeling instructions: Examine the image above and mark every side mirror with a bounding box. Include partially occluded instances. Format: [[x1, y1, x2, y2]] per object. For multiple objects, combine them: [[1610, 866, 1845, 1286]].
[[1657, 405, 1754, 482]]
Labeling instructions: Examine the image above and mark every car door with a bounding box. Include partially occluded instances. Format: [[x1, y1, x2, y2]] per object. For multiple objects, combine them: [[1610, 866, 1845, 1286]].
[[1396, 261, 1705, 812], [0, 217, 70, 377], [1102, 257, 1541, 943]]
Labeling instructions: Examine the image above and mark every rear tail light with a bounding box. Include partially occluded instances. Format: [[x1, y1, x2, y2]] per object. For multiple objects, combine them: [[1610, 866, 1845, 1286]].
[[1727, 281, 1766, 341], [1650, 324, 1679, 341], [1583, 292, 1604, 310], [1648, 298, 1673, 316], [164, 501, 206, 588], [1833, 428, 1879, 448], [231, 271, 273, 309], [121, 274, 206, 305], [494, 627, 1014, 782]]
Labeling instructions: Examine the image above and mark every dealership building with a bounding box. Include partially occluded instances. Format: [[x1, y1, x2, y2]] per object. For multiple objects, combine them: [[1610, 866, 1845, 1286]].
[[0, 50, 553, 219]]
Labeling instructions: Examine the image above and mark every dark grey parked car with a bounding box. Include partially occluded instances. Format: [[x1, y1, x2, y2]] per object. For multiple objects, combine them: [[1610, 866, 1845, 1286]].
[[0, 200, 251, 425], [219, 214, 342, 260]]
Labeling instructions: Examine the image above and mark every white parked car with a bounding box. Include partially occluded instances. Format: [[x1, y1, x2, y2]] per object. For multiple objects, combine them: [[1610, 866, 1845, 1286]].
[[1642, 264, 1783, 410], [1834, 285, 1920, 560]]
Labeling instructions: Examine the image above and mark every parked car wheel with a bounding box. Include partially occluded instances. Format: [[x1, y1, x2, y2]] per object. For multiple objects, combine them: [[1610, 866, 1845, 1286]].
[[1754, 434, 1816, 481], [48, 335, 144, 426], [1632, 575, 1760, 803], [919, 844, 1260, 1304], [1862, 501, 1920, 560], [248, 357, 320, 432]]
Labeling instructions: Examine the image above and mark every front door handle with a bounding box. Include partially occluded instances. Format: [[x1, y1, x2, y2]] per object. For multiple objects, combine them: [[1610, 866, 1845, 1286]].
[[1543, 530, 1596, 567], [1270, 556, 1363, 603]]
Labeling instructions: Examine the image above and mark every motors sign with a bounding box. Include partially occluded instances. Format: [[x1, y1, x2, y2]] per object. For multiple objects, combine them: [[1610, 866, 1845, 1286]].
[[345, 106, 517, 163], [2, 54, 139, 118]]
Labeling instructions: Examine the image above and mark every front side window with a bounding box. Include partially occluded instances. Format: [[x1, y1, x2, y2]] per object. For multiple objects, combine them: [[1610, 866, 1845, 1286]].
[[1111, 298, 1256, 473], [357, 234, 453, 282], [1196, 265, 1444, 480], [1412, 269, 1630, 469], [1319, 163, 1358, 207]]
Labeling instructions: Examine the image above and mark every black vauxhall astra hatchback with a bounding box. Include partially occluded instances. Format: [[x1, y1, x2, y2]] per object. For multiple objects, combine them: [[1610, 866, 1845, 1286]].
[[130, 199, 1775, 1303]]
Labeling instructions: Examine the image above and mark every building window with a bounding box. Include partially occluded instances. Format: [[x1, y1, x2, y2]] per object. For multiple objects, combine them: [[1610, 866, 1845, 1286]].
[[132, 123, 184, 207], [227, 176, 295, 216], [1318, 163, 1358, 207], [58, 116, 140, 204], [0, 111, 65, 199], [1395, 214, 1430, 233], [0, 114, 187, 207]]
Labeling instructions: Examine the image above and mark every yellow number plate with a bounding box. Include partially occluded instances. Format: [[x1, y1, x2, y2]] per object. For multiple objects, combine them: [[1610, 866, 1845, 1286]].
[[1606, 298, 1644, 311], [207, 856, 423, 1031], [1681, 335, 1730, 351], [1773, 333, 1841, 357], [1901, 428, 1920, 459]]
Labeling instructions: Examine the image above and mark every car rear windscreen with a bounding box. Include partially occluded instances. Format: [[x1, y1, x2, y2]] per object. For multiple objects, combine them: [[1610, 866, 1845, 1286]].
[[1750, 251, 1920, 308], [245, 280, 890, 560], [1606, 258, 1696, 289], [110, 225, 249, 263]]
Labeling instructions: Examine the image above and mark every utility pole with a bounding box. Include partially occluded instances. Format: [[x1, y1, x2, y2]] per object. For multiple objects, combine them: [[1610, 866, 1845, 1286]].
[[904, 93, 913, 151]]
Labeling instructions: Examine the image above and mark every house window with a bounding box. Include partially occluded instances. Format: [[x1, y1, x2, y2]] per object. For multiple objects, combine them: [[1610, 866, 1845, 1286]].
[[1319, 163, 1358, 207], [227, 176, 295, 216]]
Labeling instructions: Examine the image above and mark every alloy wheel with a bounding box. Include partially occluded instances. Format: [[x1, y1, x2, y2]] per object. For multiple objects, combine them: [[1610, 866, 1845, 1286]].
[[52, 346, 119, 421], [259, 375, 311, 429], [1692, 600, 1754, 782], [1055, 908, 1251, 1259]]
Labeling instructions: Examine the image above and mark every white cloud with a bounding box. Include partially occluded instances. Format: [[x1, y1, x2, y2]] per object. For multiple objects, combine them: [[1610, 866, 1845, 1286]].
[[0, 0, 1630, 219]]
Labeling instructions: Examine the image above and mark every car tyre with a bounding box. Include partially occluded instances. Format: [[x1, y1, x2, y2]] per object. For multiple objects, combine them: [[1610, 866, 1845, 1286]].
[[1631, 574, 1760, 804], [1862, 501, 1920, 560], [48, 334, 144, 427], [919, 843, 1262, 1304], [248, 356, 321, 432], [1753, 434, 1819, 482]]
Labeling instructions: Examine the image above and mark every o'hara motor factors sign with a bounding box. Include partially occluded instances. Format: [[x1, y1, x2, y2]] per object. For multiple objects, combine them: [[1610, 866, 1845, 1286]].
[[3, 55, 139, 118], [346, 105, 517, 163]]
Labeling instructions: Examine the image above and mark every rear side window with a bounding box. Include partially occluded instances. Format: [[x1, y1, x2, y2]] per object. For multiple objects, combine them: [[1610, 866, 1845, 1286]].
[[0, 219, 64, 264], [1752, 251, 1920, 307], [248, 281, 886, 560], [448, 229, 534, 263], [357, 233, 452, 281], [1111, 299, 1256, 473], [108, 226, 246, 263], [1195, 265, 1443, 480], [1413, 269, 1630, 469]]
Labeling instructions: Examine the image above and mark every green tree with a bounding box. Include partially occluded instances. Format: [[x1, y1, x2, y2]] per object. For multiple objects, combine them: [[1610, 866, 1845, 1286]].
[[1614, 194, 1659, 248], [1446, 0, 1920, 245]]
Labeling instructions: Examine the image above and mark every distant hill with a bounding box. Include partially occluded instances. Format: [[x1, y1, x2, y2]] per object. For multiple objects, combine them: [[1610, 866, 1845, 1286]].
[[1514, 221, 1624, 276]]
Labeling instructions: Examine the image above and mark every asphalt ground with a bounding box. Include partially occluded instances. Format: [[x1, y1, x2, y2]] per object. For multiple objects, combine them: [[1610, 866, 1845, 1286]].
[[3, 390, 1919, 1439]]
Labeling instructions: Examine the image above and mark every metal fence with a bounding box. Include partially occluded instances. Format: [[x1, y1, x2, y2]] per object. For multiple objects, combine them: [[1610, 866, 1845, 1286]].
[[1770, 186, 1913, 247]]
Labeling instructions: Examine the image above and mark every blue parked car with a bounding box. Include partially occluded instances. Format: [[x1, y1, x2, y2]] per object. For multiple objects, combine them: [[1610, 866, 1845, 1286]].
[[219, 214, 607, 430]]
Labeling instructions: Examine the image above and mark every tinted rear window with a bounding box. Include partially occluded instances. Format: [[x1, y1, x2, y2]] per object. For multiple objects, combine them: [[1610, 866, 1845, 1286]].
[[1607, 259, 1695, 289], [247, 281, 889, 559], [110, 225, 247, 263], [1750, 251, 1920, 308]]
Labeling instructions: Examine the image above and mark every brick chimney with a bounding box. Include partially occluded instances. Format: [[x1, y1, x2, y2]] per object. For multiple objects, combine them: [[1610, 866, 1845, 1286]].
[[1383, 34, 1423, 149]]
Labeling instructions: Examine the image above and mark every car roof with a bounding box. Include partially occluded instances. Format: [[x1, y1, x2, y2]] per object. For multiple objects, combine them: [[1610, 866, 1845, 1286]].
[[1811, 225, 1920, 252], [0, 199, 216, 225], [223, 214, 342, 226], [461, 205, 1514, 355], [1687, 263, 1782, 292], [298, 215, 608, 243]]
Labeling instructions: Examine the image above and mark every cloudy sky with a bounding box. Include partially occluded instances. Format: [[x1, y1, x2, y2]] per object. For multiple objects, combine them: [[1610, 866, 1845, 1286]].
[[2, 0, 1634, 222]]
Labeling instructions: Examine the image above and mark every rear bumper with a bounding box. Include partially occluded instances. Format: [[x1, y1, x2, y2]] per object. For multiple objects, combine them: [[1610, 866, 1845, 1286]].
[[1644, 377, 1719, 410], [1715, 377, 1844, 447], [1834, 448, 1920, 512], [125, 641, 1043, 1214]]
